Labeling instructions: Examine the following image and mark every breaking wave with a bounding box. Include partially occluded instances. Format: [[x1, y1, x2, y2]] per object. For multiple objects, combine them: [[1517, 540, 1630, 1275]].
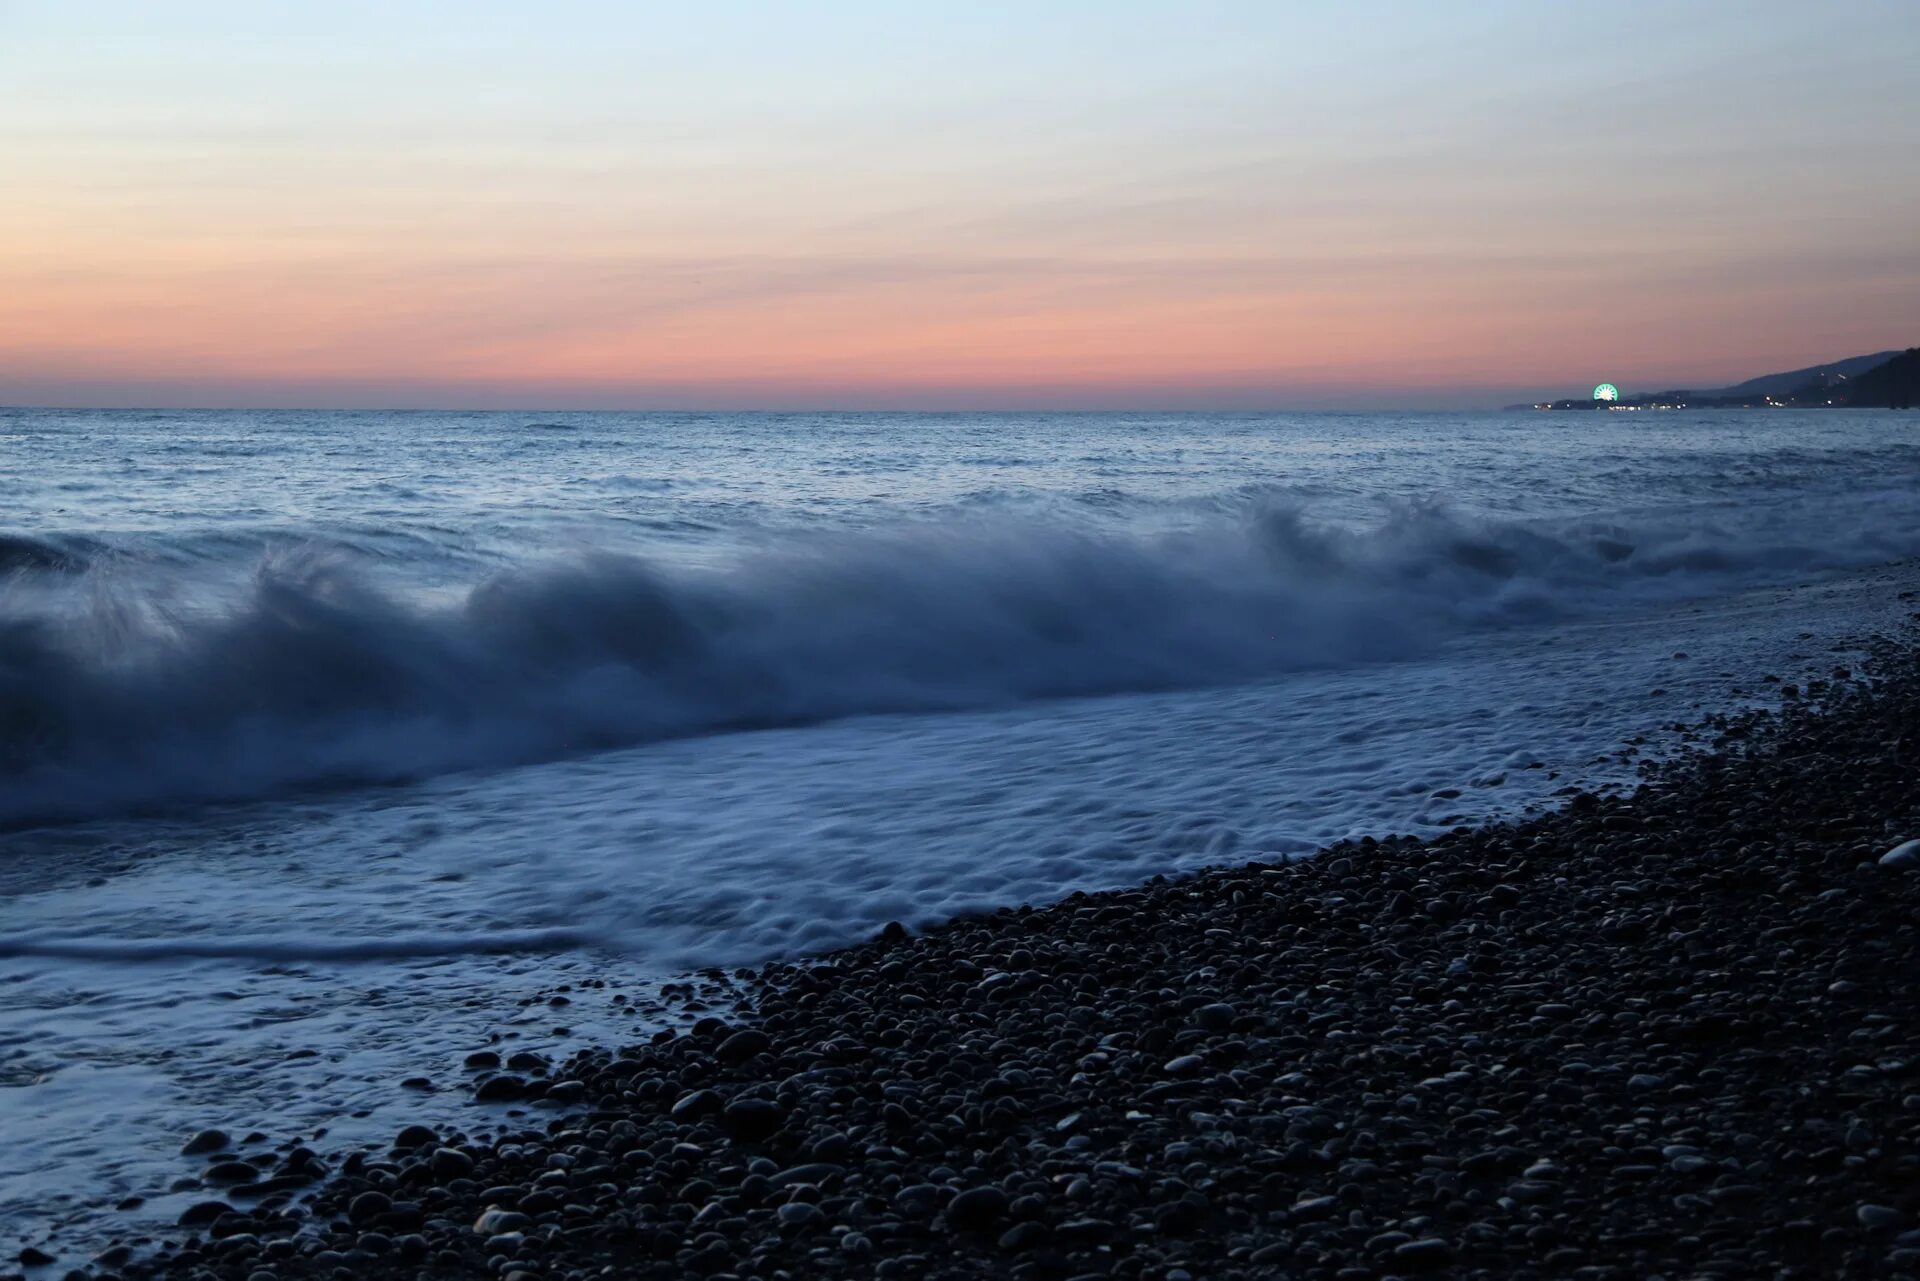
[[2, 498, 1913, 826]]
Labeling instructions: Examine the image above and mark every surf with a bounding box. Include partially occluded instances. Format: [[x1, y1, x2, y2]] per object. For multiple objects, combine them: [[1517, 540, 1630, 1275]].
[[3, 494, 1916, 827]]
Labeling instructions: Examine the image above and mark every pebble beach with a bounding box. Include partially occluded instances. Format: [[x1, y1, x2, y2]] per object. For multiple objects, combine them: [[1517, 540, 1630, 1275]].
[[33, 622, 1920, 1281]]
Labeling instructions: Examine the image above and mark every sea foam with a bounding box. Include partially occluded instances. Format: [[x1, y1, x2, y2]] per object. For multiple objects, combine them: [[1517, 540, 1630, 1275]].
[[3, 495, 1913, 826]]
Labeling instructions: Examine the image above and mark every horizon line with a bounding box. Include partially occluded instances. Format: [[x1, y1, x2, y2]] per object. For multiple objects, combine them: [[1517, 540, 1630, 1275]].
[[9, 347, 1903, 418], [0, 400, 1553, 416]]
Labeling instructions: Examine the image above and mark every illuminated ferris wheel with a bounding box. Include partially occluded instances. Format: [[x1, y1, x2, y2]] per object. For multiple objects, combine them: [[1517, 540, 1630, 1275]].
[[1593, 383, 1620, 403]]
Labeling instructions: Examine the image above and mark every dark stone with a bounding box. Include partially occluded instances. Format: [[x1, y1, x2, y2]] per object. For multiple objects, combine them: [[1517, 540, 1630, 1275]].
[[721, 1097, 785, 1141], [947, 1186, 1010, 1232], [770, 1162, 843, 1187], [1393, 1238, 1455, 1270], [393, 1124, 439, 1150], [180, 1129, 230, 1156], [177, 1200, 234, 1227], [474, 1075, 528, 1102], [347, 1191, 392, 1226], [201, 1160, 258, 1185], [429, 1147, 474, 1178], [716, 1029, 772, 1063], [1194, 1002, 1237, 1030]]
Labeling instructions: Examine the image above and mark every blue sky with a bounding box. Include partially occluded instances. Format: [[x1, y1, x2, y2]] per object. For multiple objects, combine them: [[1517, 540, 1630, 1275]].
[[3, 1, 1916, 408]]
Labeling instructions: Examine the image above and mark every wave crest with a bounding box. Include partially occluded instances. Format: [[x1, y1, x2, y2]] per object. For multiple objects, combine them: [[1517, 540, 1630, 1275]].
[[0, 499, 1906, 826]]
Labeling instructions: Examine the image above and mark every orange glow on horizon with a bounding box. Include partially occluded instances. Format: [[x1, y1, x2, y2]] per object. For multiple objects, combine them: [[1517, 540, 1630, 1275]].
[[4, 2, 1916, 409]]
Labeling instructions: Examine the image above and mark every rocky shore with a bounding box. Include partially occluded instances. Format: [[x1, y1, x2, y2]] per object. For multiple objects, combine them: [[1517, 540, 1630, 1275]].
[[38, 637, 1920, 1280]]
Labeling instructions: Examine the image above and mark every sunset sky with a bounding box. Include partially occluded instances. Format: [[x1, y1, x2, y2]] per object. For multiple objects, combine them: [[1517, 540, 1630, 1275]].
[[4, 1, 1917, 410]]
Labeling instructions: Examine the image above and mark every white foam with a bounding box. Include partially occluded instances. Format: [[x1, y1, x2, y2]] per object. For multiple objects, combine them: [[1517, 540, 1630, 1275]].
[[8, 493, 1920, 827]]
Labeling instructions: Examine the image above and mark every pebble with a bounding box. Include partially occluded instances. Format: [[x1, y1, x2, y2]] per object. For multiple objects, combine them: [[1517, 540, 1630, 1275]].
[[176, 1201, 233, 1227], [179, 1129, 229, 1156], [473, 1209, 533, 1235], [1194, 1003, 1237, 1030], [945, 1187, 1009, 1232], [721, 1096, 785, 1141], [200, 1160, 258, 1185], [473, 1075, 527, 1102], [717, 1029, 772, 1063], [347, 1191, 391, 1226], [670, 1088, 722, 1119], [1879, 838, 1920, 868], [430, 1147, 474, 1178], [1393, 1237, 1456, 1270], [393, 1124, 438, 1149]]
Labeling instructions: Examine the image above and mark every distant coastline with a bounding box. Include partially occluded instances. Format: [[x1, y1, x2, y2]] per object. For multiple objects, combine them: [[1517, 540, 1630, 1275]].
[[1510, 345, 1918, 412]]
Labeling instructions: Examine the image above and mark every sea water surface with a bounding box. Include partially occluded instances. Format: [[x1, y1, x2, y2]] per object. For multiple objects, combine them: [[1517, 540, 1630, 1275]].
[[3, 407, 1918, 1248]]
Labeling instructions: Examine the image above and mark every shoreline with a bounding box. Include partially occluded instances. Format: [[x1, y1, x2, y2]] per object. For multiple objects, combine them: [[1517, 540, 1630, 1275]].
[[29, 627, 1920, 1279]]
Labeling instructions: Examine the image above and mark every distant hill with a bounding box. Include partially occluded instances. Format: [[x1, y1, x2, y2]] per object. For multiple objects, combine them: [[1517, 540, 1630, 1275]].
[[1511, 347, 1916, 412], [1698, 350, 1903, 399], [1847, 348, 1919, 409]]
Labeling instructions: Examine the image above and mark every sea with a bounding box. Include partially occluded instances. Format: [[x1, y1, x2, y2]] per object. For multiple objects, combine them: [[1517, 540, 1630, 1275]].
[[4, 406, 1919, 1247]]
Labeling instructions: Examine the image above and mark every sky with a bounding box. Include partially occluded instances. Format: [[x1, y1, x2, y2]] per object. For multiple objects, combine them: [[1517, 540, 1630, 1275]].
[[3, 1, 1918, 411]]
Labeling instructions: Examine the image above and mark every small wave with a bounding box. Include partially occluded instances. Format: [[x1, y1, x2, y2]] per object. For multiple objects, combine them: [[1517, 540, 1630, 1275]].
[[1, 496, 1914, 826], [0, 533, 89, 574], [0, 928, 590, 962]]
